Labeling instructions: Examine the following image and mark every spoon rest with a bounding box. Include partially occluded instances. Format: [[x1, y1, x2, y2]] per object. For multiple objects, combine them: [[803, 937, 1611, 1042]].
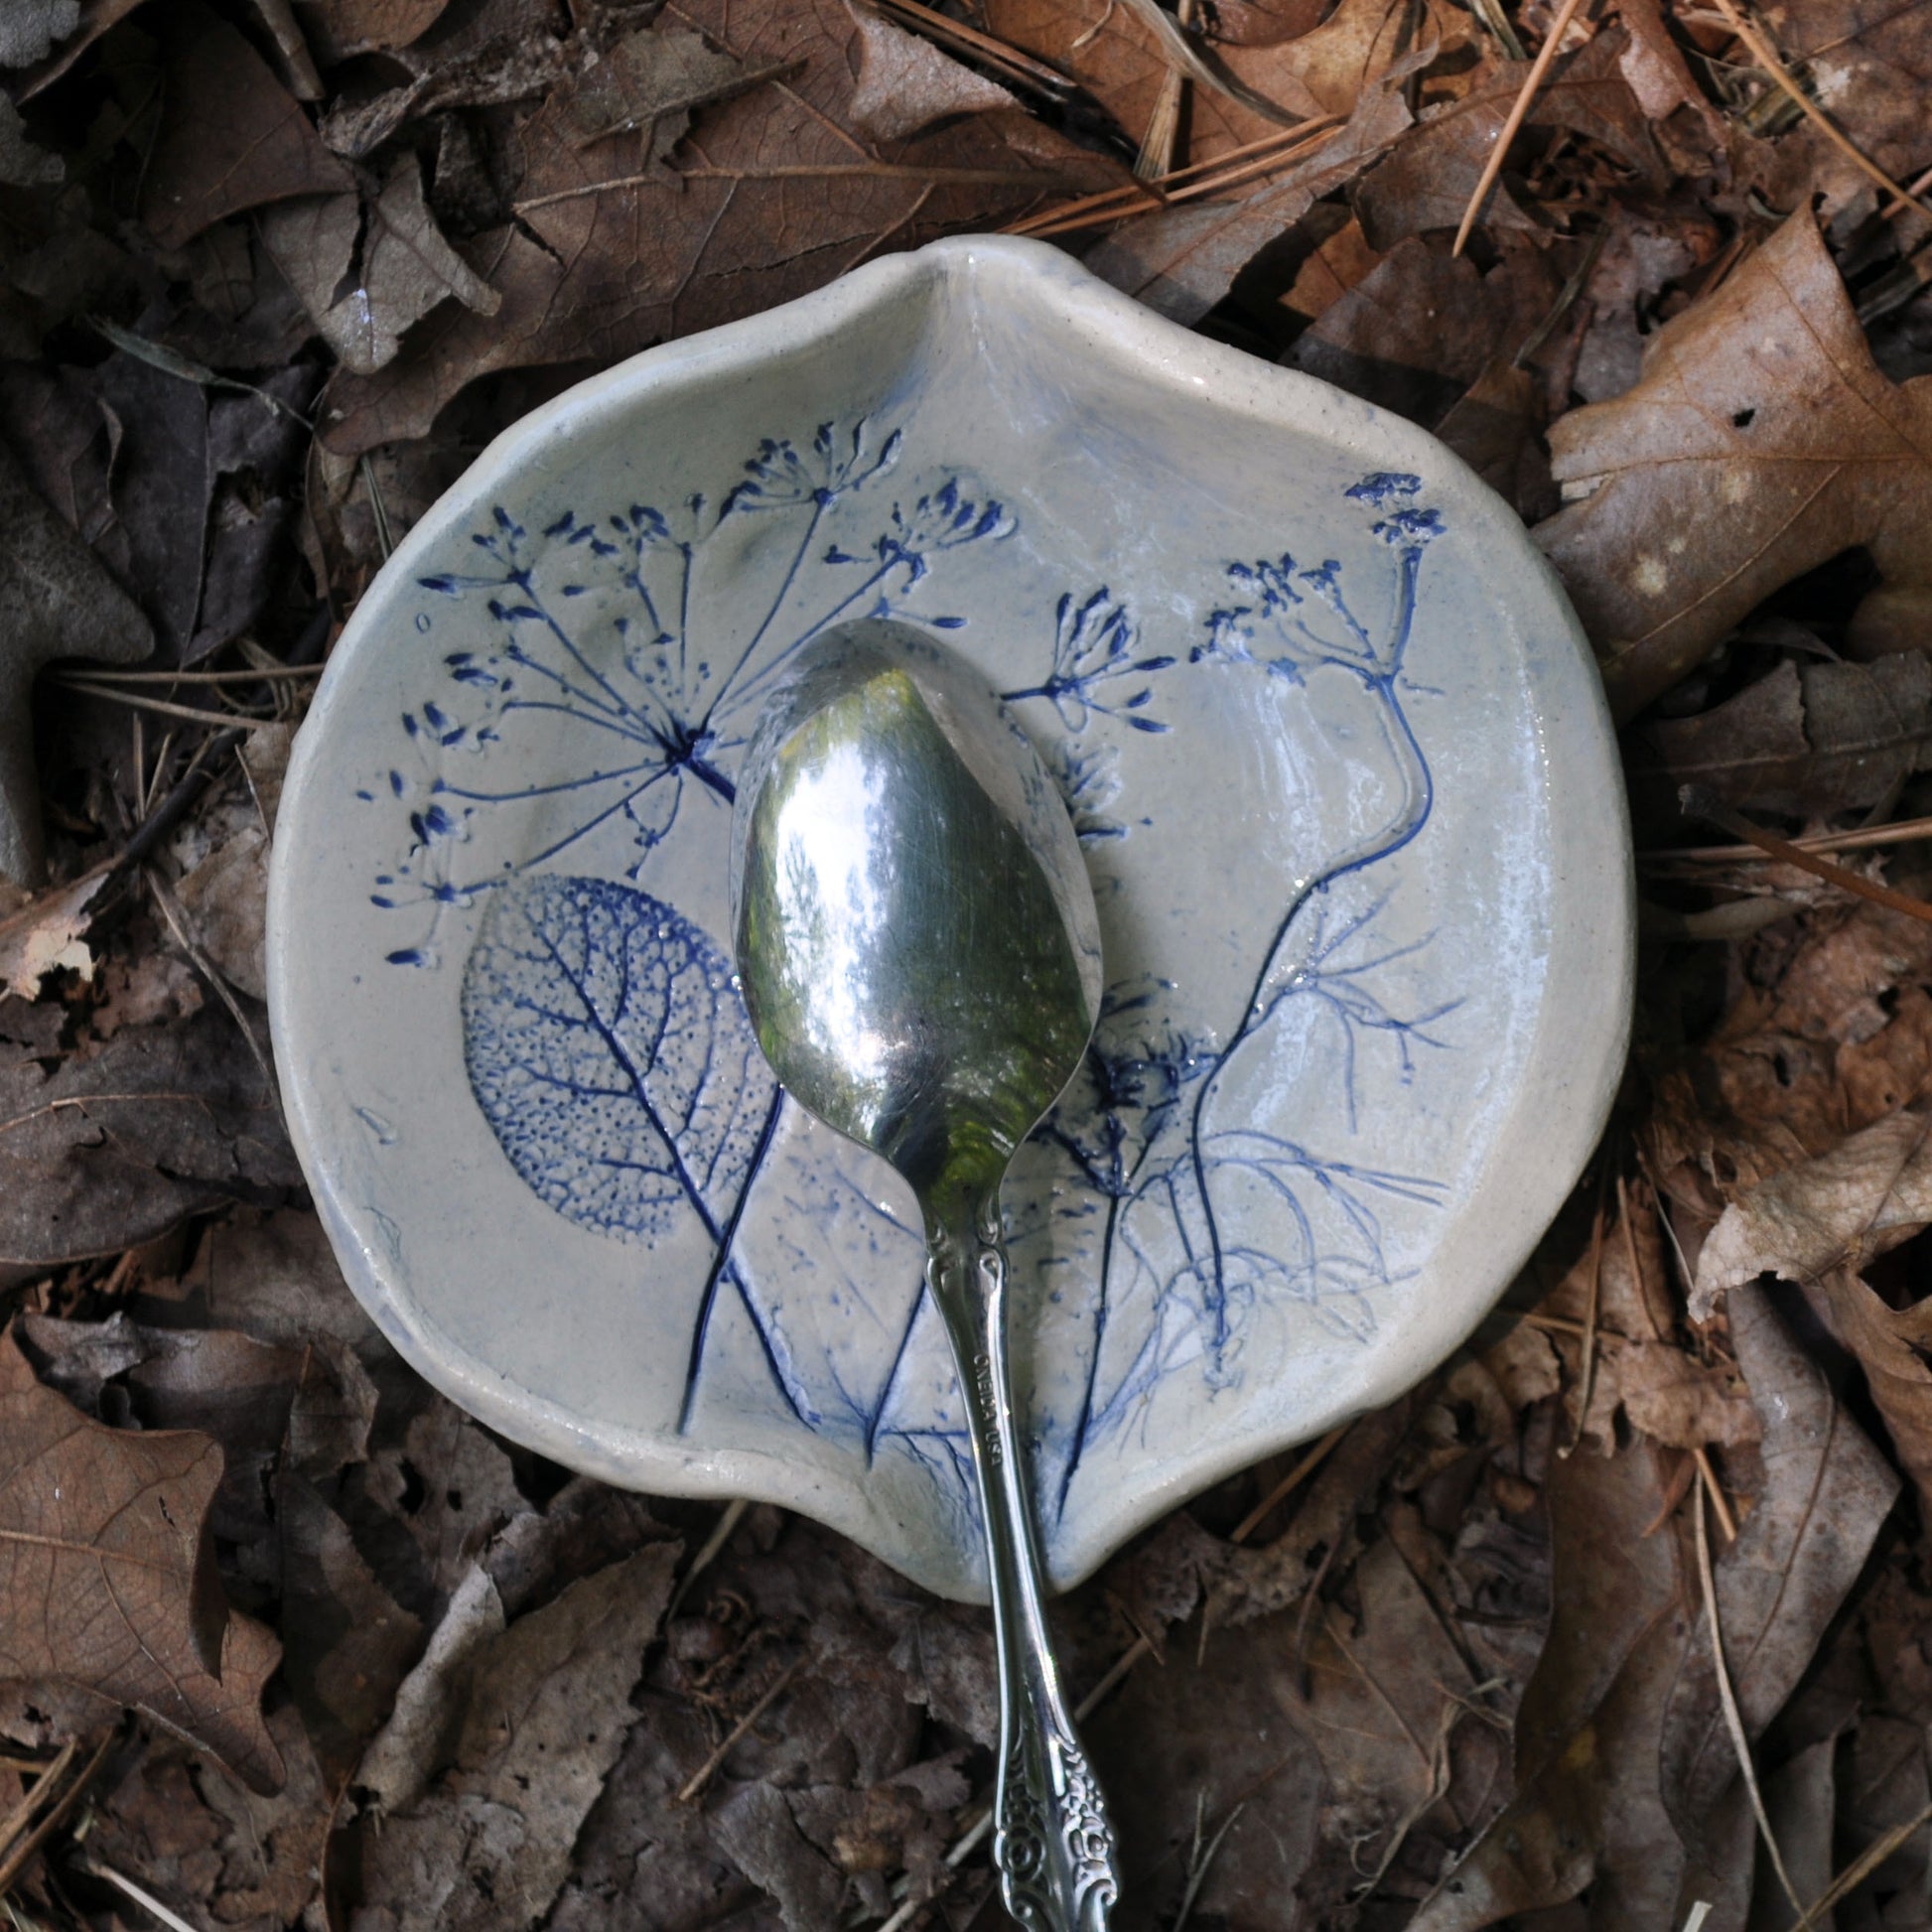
[[266, 235, 1632, 1602]]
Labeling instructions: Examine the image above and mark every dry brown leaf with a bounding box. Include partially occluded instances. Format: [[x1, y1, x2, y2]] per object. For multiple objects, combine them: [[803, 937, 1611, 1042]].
[[368, 1400, 524, 1602], [713, 1781, 847, 1931], [260, 154, 499, 377], [1409, 1435, 1680, 1926], [1537, 210, 1932, 723], [1761, 0, 1932, 186], [1628, 653, 1932, 831], [0, 434, 151, 885], [279, 1473, 424, 1782], [1279, 210, 1385, 321], [1646, 899, 1932, 1213], [15, 1312, 325, 1562], [1436, 356, 1556, 523], [1268, 1540, 1483, 1889], [1205, 1397, 1416, 1627], [0, 871, 107, 997], [141, 2, 351, 251], [0, 1007, 300, 1278], [0, 1326, 283, 1790], [344, 1544, 679, 1932], [541, 18, 781, 162], [847, 6, 1019, 144], [1659, 1285, 1900, 1826], [1078, 1580, 1327, 1921], [1083, 68, 1417, 324], [1416, 1287, 1891, 1926], [986, 0, 1464, 164], [1694, 1105, 1932, 1317], [94, 1702, 332, 1929], [318, 14, 575, 159], [169, 1204, 388, 1363], [1572, 204, 1721, 405], [1814, 1265, 1932, 1533], [175, 822, 269, 1001], [1604, 1334, 1763, 1449], [1352, 29, 1664, 250], [1291, 234, 1561, 429], [1212, 0, 1332, 43], [352, 1564, 504, 1817], [1615, 0, 1724, 132], [301, 0, 452, 62], [1231, 0, 1459, 119], [321, 0, 1125, 455], [1695, 1110, 1932, 1514], [980, 0, 1299, 163]]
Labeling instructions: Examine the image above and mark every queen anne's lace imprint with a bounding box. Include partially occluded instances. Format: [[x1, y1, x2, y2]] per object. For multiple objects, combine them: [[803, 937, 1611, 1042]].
[[360, 426, 1458, 1530]]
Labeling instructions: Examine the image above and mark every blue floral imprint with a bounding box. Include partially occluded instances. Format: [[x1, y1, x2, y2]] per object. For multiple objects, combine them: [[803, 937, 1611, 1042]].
[[363, 425, 1456, 1534]]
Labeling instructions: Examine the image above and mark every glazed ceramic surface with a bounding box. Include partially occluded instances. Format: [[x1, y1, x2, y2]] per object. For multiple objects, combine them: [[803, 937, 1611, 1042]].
[[267, 235, 1633, 1603]]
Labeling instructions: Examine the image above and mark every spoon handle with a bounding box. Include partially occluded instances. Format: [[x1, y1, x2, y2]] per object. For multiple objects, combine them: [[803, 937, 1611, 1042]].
[[928, 1209, 1120, 1932]]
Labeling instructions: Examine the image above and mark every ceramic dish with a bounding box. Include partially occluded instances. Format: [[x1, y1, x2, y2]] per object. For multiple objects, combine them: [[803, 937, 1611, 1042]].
[[267, 235, 1633, 1602]]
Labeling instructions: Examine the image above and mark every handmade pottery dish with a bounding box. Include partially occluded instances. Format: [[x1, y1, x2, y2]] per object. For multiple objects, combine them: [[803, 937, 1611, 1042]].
[[267, 234, 1633, 1603]]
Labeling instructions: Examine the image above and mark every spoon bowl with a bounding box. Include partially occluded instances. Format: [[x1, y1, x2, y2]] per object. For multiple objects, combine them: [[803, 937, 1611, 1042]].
[[732, 619, 1119, 1931]]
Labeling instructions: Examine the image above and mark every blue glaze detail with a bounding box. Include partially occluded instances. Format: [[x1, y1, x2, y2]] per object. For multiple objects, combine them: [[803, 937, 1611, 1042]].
[[1176, 472, 1446, 1380], [461, 874, 803, 1421], [370, 436, 1460, 1537], [374, 419, 1012, 958]]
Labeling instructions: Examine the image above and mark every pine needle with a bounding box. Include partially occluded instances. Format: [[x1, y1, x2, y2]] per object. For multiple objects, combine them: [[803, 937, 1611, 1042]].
[[1684, 795, 1932, 928], [1705, 0, 1932, 222], [1695, 1486, 1813, 1929], [1452, 0, 1589, 257]]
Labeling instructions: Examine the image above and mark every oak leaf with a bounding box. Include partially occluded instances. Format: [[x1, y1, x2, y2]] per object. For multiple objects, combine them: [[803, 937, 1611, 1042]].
[[0, 1325, 283, 1790], [1536, 210, 1932, 722]]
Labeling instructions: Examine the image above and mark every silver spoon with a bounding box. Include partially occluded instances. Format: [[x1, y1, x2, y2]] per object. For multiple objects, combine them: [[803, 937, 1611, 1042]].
[[730, 619, 1121, 1932]]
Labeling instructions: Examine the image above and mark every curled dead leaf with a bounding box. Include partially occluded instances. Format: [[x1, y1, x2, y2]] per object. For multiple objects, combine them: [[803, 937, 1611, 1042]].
[[261, 154, 499, 378], [1693, 1104, 1932, 1318], [340, 1544, 679, 1932]]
